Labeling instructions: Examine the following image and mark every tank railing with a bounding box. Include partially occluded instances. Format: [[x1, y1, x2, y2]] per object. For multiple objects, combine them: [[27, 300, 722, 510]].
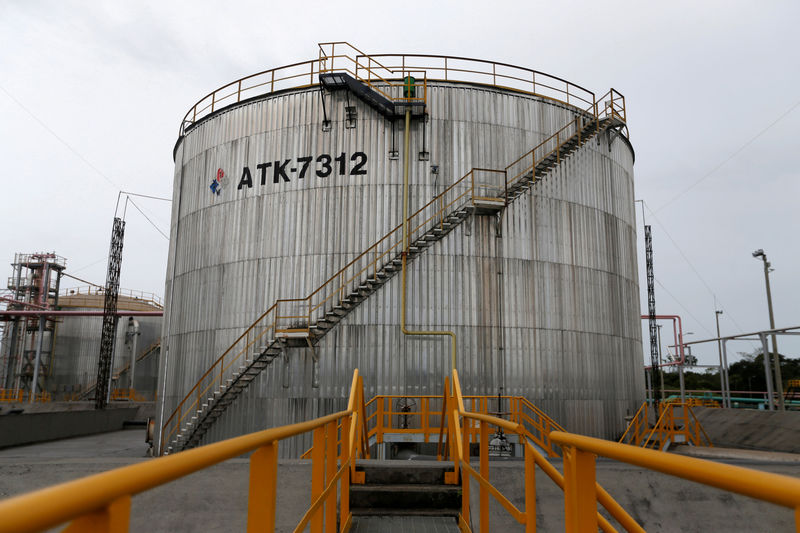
[[552, 431, 800, 533], [364, 53, 597, 111], [318, 42, 427, 104], [0, 369, 368, 533], [59, 285, 164, 309], [441, 371, 642, 532], [179, 42, 624, 137], [167, 86, 625, 451], [160, 303, 278, 453]]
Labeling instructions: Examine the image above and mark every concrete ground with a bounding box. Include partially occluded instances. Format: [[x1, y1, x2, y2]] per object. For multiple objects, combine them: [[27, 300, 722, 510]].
[[2, 430, 800, 532]]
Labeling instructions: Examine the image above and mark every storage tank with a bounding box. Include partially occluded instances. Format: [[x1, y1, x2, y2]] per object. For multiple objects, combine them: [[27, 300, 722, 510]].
[[52, 288, 162, 400], [158, 44, 643, 455]]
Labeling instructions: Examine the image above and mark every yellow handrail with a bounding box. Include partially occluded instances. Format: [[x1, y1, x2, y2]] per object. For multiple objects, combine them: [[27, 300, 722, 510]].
[[552, 431, 800, 532], [0, 369, 367, 533], [444, 370, 643, 533]]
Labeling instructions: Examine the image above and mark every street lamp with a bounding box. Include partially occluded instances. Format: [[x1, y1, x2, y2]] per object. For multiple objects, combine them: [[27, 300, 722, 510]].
[[715, 310, 725, 407], [752, 249, 784, 410]]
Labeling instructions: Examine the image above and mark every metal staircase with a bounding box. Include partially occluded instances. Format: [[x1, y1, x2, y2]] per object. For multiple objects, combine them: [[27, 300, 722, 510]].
[[161, 85, 627, 454]]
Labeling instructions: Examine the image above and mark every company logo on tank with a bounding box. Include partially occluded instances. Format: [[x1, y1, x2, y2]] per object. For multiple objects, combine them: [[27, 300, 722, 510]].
[[235, 152, 367, 190]]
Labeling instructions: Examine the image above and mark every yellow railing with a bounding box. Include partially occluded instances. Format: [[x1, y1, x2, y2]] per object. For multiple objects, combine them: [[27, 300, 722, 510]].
[[0, 369, 368, 533], [641, 402, 712, 449], [362, 393, 565, 458], [552, 431, 800, 532], [442, 371, 643, 533], [162, 81, 626, 453], [178, 41, 625, 136], [620, 401, 712, 449], [0, 388, 24, 402], [0, 389, 50, 403], [109, 388, 146, 402]]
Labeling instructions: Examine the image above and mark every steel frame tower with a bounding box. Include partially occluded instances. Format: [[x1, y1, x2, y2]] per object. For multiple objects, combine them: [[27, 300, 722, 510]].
[[95, 217, 125, 409], [644, 225, 660, 404]]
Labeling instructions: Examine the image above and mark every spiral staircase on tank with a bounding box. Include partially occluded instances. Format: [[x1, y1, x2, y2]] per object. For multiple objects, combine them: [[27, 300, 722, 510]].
[[160, 65, 628, 454]]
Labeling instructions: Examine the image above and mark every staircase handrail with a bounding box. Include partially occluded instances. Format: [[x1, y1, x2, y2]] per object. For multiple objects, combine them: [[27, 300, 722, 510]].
[[446, 370, 644, 532], [160, 303, 278, 450], [163, 84, 626, 452], [619, 401, 650, 446], [0, 369, 368, 533], [642, 403, 672, 449], [318, 42, 427, 105], [77, 340, 162, 400]]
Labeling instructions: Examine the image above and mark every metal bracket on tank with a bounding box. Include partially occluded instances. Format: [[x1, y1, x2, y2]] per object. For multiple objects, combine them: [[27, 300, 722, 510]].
[[306, 337, 320, 389], [494, 210, 504, 238], [319, 89, 331, 132], [280, 341, 290, 389], [464, 210, 473, 237]]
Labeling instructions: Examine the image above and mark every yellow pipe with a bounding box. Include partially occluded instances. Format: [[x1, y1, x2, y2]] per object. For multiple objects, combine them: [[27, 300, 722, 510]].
[[399, 108, 457, 370]]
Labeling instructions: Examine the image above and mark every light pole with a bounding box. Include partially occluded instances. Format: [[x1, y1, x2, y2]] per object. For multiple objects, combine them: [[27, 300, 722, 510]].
[[752, 249, 784, 410], [715, 310, 728, 407]]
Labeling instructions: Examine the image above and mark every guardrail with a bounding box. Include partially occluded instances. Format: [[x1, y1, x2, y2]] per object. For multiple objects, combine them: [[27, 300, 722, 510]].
[[0, 389, 50, 403], [363, 393, 565, 458], [552, 431, 800, 532], [60, 286, 164, 309], [0, 369, 368, 533], [619, 401, 712, 449], [442, 371, 642, 532], [178, 40, 620, 136]]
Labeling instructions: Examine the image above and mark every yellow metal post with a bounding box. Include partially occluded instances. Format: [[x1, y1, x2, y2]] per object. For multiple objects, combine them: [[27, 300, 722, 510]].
[[340, 415, 352, 532], [247, 441, 278, 533], [524, 442, 536, 533], [461, 415, 470, 525], [63, 495, 131, 533], [325, 421, 337, 532], [311, 426, 325, 533], [563, 446, 598, 533], [480, 420, 489, 532]]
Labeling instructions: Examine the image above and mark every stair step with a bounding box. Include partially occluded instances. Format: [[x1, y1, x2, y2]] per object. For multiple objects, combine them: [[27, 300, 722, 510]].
[[350, 484, 461, 510], [358, 462, 453, 485]]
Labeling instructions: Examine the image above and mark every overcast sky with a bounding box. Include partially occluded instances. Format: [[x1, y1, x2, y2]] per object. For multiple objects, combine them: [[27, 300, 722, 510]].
[[1, 1, 798, 372]]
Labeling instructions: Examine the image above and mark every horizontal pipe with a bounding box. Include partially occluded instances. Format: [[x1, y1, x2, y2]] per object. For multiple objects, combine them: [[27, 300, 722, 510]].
[[0, 310, 162, 318]]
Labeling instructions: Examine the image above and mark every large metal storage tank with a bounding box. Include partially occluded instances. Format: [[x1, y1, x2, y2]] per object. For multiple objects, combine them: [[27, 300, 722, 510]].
[[52, 289, 162, 399], [158, 47, 643, 455]]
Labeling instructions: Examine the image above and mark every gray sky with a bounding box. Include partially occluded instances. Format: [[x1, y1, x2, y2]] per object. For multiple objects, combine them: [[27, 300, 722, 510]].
[[1, 1, 798, 371]]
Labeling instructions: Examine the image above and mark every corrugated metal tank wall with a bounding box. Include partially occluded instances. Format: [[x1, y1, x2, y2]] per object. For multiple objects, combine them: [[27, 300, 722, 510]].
[[52, 295, 161, 398], [159, 81, 643, 454]]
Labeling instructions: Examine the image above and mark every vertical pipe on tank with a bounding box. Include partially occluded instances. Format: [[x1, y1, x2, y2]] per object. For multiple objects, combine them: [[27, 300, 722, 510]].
[[399, 108, 457, 370]]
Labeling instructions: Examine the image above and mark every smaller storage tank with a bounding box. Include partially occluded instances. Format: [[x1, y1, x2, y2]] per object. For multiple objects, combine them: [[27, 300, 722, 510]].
[[51, 287, 162, 400]]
